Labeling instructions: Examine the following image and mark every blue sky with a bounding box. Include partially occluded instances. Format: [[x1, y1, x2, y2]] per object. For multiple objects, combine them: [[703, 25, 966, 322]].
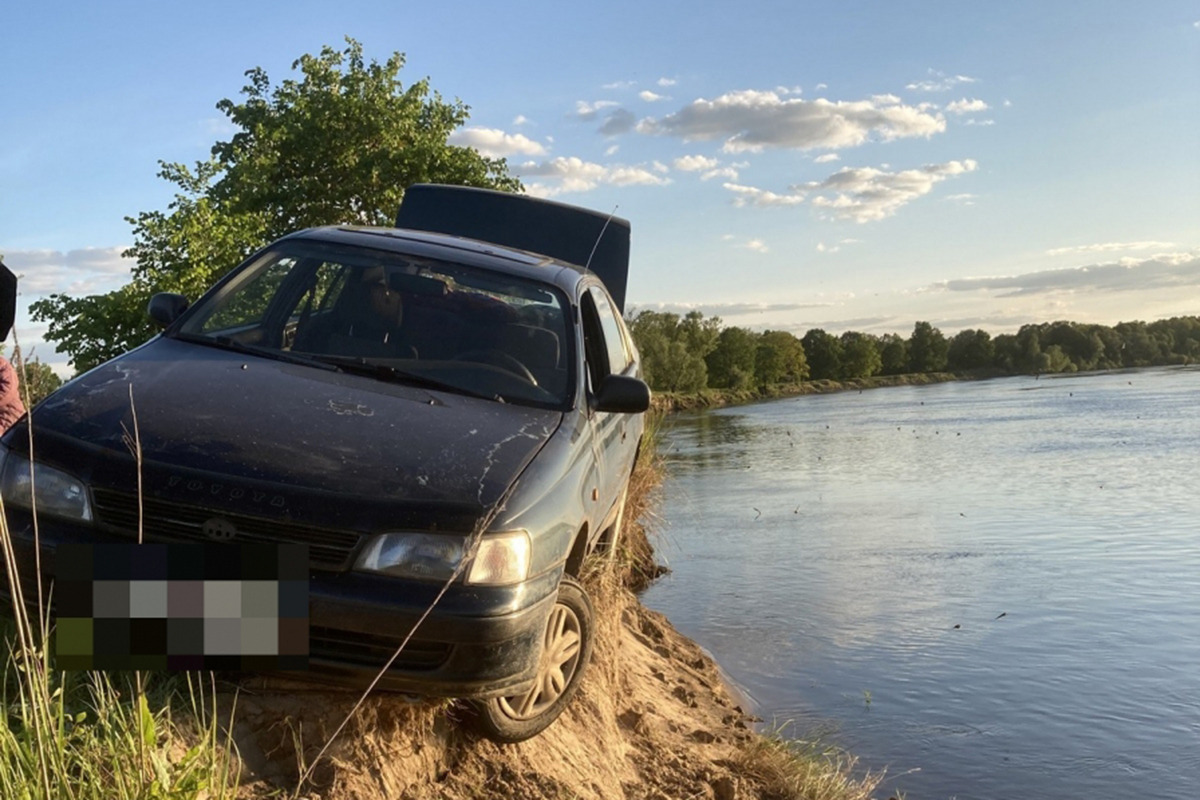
[[2, 0, 1198, 372]]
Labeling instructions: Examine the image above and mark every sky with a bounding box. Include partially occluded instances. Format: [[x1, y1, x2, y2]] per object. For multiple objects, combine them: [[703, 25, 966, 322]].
[[2, 0, 1198, 374]]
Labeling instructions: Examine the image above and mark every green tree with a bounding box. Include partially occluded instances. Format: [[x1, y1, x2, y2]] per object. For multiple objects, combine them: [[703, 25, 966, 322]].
[[1043, 321, 1103, 371], [877, 333, 909, 375], [838, 331, 882, 379], [907, 321, 949, 373], [706, 326, 760, 389], [31, 38, 520, 373], [800, 328, 842, 380], [947, 328, 995, 371], [628, 310, 721, 392], [755, 330, 809, 386], [990, 333, 1017, 372]]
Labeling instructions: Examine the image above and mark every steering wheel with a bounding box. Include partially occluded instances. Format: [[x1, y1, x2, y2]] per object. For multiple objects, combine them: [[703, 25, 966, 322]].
[[451, 349, 538, 385]]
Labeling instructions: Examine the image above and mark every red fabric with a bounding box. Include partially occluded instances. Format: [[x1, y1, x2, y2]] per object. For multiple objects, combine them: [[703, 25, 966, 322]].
[[0, 358, 27, 433]]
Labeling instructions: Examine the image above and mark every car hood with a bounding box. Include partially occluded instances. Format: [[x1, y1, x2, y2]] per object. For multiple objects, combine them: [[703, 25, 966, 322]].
[[26, 337, 563, 510]]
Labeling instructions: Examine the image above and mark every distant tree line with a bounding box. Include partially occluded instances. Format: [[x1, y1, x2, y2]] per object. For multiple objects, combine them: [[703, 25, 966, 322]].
[[626, 311, 1200, 393]]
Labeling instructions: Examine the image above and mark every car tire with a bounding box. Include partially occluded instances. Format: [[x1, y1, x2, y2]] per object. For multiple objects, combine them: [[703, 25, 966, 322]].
[[470, 577, 595, 743]]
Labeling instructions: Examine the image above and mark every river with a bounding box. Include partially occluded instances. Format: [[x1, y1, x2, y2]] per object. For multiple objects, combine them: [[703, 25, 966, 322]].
[[640, 366, 1200, 800]]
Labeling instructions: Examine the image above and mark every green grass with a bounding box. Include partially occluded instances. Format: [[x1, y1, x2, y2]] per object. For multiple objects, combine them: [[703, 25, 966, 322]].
[[0, 525, 240, 799]]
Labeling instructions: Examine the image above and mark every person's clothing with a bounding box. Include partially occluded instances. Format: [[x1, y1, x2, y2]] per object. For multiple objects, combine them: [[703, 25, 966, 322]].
[[0, 358, 26, 432]]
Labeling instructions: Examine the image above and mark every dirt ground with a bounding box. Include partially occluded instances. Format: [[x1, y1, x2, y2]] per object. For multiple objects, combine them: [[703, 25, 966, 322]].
[[224, 570, 766, 800]]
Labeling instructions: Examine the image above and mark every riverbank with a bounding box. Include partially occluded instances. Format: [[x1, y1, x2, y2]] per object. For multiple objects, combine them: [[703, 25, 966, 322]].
[[0, 424, 880, 800], [652, 370, 983, 413], [223, 432, 880, 799]]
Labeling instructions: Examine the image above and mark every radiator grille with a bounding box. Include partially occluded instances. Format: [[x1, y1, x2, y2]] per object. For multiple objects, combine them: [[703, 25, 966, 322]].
[[91, 488, 362, 570]]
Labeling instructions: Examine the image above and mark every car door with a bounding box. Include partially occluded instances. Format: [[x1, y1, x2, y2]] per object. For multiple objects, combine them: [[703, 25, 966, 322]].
[[581, 284, 637, 522]]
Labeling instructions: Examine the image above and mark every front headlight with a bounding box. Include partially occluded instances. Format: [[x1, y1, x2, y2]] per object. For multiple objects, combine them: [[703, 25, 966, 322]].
[[354, 533, 464, 581], [354, 530, 531, 585], [0, 451, 92, 522]]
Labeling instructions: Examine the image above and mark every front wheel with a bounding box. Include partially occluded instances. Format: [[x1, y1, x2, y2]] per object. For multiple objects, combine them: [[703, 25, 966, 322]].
[[470, 577, 595, 743]]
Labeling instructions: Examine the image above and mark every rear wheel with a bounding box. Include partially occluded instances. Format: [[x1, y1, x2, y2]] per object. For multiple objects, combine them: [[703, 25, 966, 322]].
[[471, 577, 595, 743]]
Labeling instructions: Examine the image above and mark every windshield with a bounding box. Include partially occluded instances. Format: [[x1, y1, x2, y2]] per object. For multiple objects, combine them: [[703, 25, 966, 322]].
[[177, 240, 573, 408]]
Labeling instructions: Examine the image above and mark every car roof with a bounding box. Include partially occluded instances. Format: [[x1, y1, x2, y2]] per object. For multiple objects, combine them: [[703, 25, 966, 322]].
[[280, 225, 596, 297]]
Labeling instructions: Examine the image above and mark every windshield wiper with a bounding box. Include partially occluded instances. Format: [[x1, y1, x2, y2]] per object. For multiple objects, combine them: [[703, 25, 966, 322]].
[[308, 355, 504, 402], [170, 332, 339, 371]]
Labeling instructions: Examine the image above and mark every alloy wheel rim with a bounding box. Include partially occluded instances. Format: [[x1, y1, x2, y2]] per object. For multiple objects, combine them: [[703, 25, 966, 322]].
[[496, 603, 583, 720]]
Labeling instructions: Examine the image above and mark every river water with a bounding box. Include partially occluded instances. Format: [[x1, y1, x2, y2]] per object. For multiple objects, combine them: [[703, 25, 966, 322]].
[[640, 366, 1200, 800]]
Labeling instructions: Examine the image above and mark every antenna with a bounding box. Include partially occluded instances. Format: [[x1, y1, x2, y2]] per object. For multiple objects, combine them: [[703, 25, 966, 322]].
[[584, 204, 619, 273]]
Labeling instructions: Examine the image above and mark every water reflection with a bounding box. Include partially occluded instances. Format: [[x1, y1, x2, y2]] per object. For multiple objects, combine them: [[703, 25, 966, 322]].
[[642, 368, 1200, 800]]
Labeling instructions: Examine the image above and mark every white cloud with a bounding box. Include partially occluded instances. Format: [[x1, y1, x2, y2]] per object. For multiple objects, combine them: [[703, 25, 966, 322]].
[[657, 77, 677, 87], [804, 159, 979, 222], [945, 193, 977, 205], [672, 154, 720, 171], [2, 246, 132, 295], [574, 100, 619, 121], [723, 182, 806, 208], [1003, 99, 1013, 107], [775, 86, 804, 96], [1194, 20, 1199, 29], [907, 70, 979, 92], [743, 239, 769, 253], [817, 242, 839, 253], [602, 80, 636, 90], [605, 144, 620, 156], [701, 167, 740, 181], [1045, 241, 1177, 256], [636, 89, 945, 152], [598, 108, 636, 136], [946, 98, 989, 115], [448, 127, 547, 157], [512, 114, 530, 127], [963, 118, 995, 126], [815, 83, 828, 91], [652, 160, 669, 173], [814, 153, 840, 163], [516, 156, 671, 197], [937, 252, 1200, 297], [639, 90, 667, 102]]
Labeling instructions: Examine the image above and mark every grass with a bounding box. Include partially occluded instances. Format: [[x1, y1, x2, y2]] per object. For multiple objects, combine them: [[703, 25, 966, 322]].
[[732, 725, 885, 800]]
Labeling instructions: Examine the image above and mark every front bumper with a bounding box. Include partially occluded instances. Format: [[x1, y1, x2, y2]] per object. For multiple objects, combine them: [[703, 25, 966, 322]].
[[0, 509, 562, 699]]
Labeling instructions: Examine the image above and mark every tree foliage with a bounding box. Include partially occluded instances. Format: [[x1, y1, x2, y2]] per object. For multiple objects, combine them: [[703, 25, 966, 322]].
[[800, 329, 842, 380], [838, 331, 881, 379], [755, 330, 809, 386], [706, 326, 759, 390], [908, 321, 949, 373], [629, 310, 1200, 393], [628, 311, 721, 392], [31, 38, 520, 373], [947, 328, 995, 371]]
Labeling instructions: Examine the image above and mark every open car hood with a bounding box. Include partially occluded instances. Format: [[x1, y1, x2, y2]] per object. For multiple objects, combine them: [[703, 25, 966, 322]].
[[394, 184, 632, 313]]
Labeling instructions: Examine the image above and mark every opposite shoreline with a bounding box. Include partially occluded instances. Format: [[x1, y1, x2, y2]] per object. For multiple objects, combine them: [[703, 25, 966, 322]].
[[650, 369, 985, 413]]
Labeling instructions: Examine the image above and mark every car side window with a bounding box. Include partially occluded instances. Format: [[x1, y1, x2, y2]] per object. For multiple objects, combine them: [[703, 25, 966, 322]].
[[580, 290, 608, 393], [588, 286, 632, 376]]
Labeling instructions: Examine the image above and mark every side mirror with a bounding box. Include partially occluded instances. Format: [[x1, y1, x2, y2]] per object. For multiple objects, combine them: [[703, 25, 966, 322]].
[[594, 374, 651, 414], [147, 293, 189, 328]]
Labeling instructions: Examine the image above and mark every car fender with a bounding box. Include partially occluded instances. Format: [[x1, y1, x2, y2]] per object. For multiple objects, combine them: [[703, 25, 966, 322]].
[[489, 409, 602, 578]]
